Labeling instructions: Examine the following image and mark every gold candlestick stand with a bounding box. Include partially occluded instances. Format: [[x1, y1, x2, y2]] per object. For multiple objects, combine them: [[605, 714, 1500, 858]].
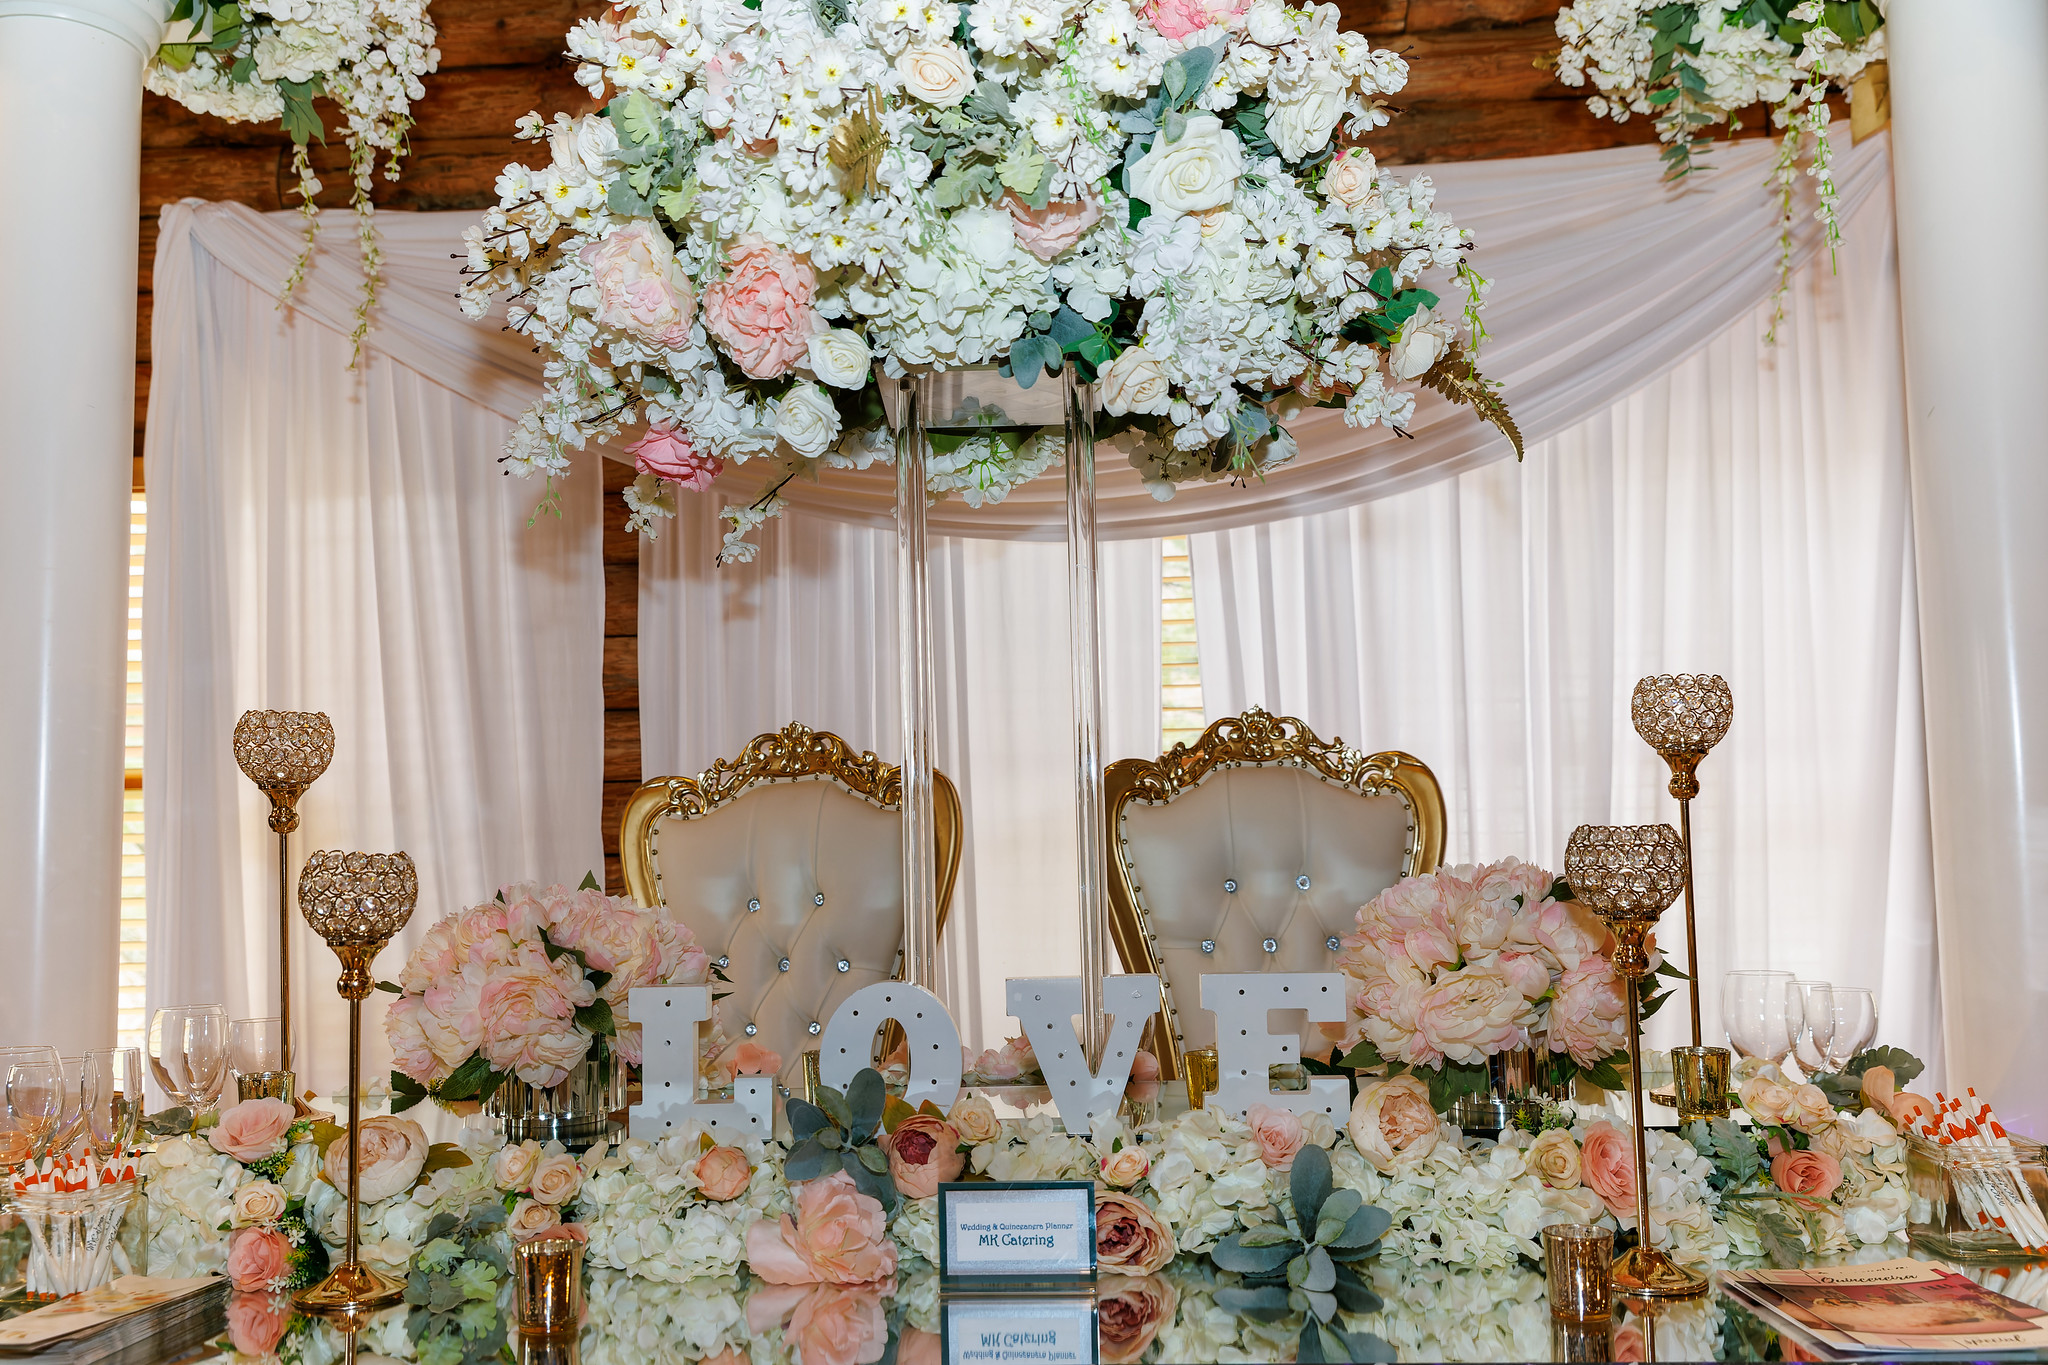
[[233, 710, 335, 1095], [1564, 823, 1706, 1299], [292, 849, 416, 1317], [1628, 676, 1731, 1048]]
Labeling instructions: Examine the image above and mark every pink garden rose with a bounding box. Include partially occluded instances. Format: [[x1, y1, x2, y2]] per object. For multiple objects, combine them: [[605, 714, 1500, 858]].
[[226, 1291, 291, 1356], [1140, 0, 1249, 40], [746, 1170, 898, 1285], [1098, 1274, 1178, 1364], [701, 239, 818, 379], [1245, 1104, 1307, 1170], [1095, 1191, 1174, 1274], [579, 221, 697, 350], [696, 1145, 753, 1201], [726, 1040, 784, 1077], [1099, 1143, 1150, 1188], [209, 1098, 295, 1164], [323, 1116, 428, 1204], [884, 1114, 965, 1200], [1579, 1122, 1637, 1219], [226, 1227, 293, 1292], [966, 1035, 1036, 1081], [1772, 1147, 1843, 1200], [1547, 956, 1629, 1067], [626, 424, 723, 491], [1346, 1075, 1439, 1174], [1002, 192, 1102, 261], [746, 1283, 893, 1365]]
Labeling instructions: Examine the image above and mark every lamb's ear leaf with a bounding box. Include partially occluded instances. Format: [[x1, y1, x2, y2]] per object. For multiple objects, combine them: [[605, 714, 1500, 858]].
[[847, 1068, 886, 1139], [1315, 1188, 1362, 1244], [1332, 1262, 1383, 1315], [781, 1136, 831, 1183], [1211, 1231, 1296, 1275], [1290, 1143, 1333, 1228], [817, 1084, 852, 1131], [1330, 1203, 1392, 1251], [785, 1097, 830, 1141]]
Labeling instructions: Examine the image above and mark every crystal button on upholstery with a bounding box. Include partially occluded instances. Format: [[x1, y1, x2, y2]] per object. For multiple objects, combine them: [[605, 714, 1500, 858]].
[[778, 957, 791, 972], [1262, 937, 1278, 953], [835, 959, 850, 973], [1296, 875, 1312, 891], [807, 1021, 822, 1036], [1327, 936, 1341, 951], [1223, 879, 1237, 893], [1200, 939, 1215, 954], [743, 1022, 758, 1036], [747, 898, 760, 913], [813, 892, 826, 906]]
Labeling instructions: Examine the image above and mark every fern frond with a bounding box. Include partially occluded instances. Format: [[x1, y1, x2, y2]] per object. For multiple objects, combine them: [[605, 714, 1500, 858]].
[[1417, 343, 1523, 459]]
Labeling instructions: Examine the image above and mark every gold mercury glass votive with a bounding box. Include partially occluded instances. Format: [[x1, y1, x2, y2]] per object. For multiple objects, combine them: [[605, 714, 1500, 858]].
[[1543, 1223, 1614, 1321], [236, 1071, 294, 1103], [1670, 1046, 1731, 1121], [1183, 1047, 1219, 1111], [514, 1234, 586, 1336]]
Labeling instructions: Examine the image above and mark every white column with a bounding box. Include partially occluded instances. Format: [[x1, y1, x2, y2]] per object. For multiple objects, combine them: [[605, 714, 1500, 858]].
[[0, 0, 165, 1054], [1889, 1, 2048, 1133]]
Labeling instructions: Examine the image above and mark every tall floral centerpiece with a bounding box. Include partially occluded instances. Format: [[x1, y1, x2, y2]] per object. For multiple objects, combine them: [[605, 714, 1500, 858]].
[[459, 0, 1518, 558], [1553, 0, 1885, 334], [146, 0, 441, 353], [381, 879, 710, 1114], [1331, 858, 1679, 1111]]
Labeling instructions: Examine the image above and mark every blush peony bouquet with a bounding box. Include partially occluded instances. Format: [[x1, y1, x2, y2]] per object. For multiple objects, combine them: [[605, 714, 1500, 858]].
[[458, 0, 1519, 559], [382, 876, 710, 1111], [1332, 858, 1670, 1110]]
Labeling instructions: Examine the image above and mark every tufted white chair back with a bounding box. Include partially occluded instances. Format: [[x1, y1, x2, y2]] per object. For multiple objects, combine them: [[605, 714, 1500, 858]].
[[619, 724, 961, 1090], [1105, 709, 1445, 1080]]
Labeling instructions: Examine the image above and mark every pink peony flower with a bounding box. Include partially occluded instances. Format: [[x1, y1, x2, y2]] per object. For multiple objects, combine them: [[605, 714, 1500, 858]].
[[1547, 956, 1629, 1067], [1414, 962, 1533, 1065], [1130, 1049, 1161, 1082], [419, 968, 485, 1072], [1771, 1147, 1843, 1200], [579, 220, 697, 350], [701, 238, 818, 379], [226, 1291, 292, 1356], [1245, 1104, 1306, 1170], [884, 1114, 965, 1199], [1095, 1191, 1174, 1274], [477, 939, 596, 1087], [1002, 192, 1103, 261], [1530, 898, 1612, 973], [1579, 1122, 1637, 1219], [1140, 0, 1249, 40], [209, 1098, 295, 1164], [226, 1227, 292, 1292], [746, 1283, 893, 1365], [695, 1145, 752, 1201], [746, 1170, 898, 1285], [384, 992, 450, 1087], [723, 1040, 783, 1077], [626, 423, 723, 490], [1346, 1075, 1439, 1174]]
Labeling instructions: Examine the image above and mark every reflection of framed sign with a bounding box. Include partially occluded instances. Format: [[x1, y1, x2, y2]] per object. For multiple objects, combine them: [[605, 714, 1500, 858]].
[[941, 1294, 1099, 1365], [938, 1181, 1096, 1286]]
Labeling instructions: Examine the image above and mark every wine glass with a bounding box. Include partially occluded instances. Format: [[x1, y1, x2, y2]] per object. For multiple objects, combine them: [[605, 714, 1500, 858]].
[[1820, 987, 1878, 1070], [46, 1057, 87, 1157], [5, 1056, 62, 1162], [1791, 980, 1834, 1075], [1723, 970, 1802, 1066], [149, 1005, 229, 1113], [230, 1017, 284, 1076], [0, 1045, 57, 1173], [82, 1049, 142, 1163]]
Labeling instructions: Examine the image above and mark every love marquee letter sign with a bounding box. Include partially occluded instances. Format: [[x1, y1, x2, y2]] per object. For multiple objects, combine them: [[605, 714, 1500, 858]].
[[630, 970, 1348, 1137]]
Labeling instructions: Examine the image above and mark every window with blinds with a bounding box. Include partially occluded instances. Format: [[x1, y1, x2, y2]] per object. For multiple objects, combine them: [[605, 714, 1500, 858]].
[[120, 499, 146, 1052], [1161, 535, 1205, 751]]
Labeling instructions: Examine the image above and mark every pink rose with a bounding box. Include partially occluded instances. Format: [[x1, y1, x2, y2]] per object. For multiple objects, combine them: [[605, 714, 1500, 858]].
[[696, 1145, 752, 1201], [226, 1291, 292, 1356], [529, 1152, 583, 1206], [323, 1116, 428, 1204], [492, 1139, 543, 1192], [746, 1283, 892, 1365], [1547, 957, 1629, 1067], [1130, 1049, 1160, 1082], [579, 220, 697, 350], [1099, 1144, 1150, 1188], [1771, 1148, 1843, 1200], [1323, 147, 1378, 211], [1613, 1321, 1648, 1362], [524, 1222, 589, 1248], [746, 1170, 898, 1285], [626, 424, 723, 491], [1579, 1122, 1637, 1219], [1098, 1274, 1177, 1365], [384, 993, 450, 1087], [884, 1114, 965, 1200], [1002, 192, 1103, 261], [1245, 1104, 1306, 1170], [1414, 963, 1533, 1066], [701, 239, 817, 379], [1346, 1075, 1440, 1174], [1140, 0, 1249, 40], [226, 1227, 292, 1292], [1095, 1191, 1174, 1274], [1525, 1128, 1582, 1189], [209, 1098, 295, 1164], [967, 1036, 1036, 1081], [507, 1197, 563, 1240]]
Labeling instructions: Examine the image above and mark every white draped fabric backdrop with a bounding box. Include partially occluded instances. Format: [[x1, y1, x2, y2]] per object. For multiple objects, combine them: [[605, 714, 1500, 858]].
[[146, 129, 1975, 1109]]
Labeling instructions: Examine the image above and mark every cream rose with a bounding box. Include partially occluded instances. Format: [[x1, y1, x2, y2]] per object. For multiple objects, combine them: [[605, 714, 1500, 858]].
[[1099, 346, 1171, 417], [1127, 115, 1244, 217], [231, 1179, 289, 1227], [1099, 1144, 1150, 1188], [775, 381, 842, 459], [529, 1152, 583, 1206], [807, 330, 872, 389], [492, 1139, 543, 1192], [1323, 148, 1378, 210], [1346, 1074, 1440, 1174], [895, 42, 974, 105], [1525, 1128, 1582, 1189], [948, 1094, 1001, 1144], [1739, 1076, 1798, 1127], [1390, 307, 1453, 380], [507, 1197, 562, 1240], [322, 1116, 428, 1204], [1267, 76, 1346, 162]]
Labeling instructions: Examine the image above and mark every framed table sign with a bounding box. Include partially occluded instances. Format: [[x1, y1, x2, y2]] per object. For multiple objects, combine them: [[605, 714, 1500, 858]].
[[938, 1181, 1096, 1287], [940, 1293, 1099, 1365]]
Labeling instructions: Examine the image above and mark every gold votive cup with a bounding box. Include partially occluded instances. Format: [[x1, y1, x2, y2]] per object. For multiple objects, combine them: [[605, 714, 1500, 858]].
[[1543, 1223, 1614, 1322], [801, 1050, 822, 1106], [237, 1071, 295, 1103], [513, 1235, 585, 1336], [1183, 1047, 1219, 1111], [1670, 1046, 1731, 1121], [1550, 1314, 1615, 1363]]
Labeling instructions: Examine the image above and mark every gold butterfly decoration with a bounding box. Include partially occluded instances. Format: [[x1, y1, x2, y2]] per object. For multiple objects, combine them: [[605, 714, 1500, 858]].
[[829, 90, 888, 200]]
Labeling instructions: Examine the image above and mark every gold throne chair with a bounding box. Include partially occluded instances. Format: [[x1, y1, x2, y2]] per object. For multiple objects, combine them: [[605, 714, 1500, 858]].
[[619, 723, 962, 1089], [1104, 707, 1446, 1079]]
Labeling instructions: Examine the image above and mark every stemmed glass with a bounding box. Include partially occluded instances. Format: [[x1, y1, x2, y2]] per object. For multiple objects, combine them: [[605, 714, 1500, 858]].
[[1723, 970, 1802, 1067], [149, 1005, 229, 1113], [1791, 980, 1834, 1076], [1819, 987, 1879, 1070], [5, 1055, 63, 1163], [0, 1045, 58, 1173], [82, 1050, 142, 1164]]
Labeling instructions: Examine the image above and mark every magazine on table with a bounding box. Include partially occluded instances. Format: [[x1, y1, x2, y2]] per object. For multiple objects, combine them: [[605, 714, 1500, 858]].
[[0, 1276, 224, 1354], [1720, 1257, 2048, 1356]]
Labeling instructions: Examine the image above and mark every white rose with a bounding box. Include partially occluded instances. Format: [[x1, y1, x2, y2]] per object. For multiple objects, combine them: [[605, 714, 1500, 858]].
[[230, 1179, 288, 1227], [1127, 114, 1244, 217], [807, 329, 872, 389], [550, 113, 619, 183], [895, 42, 974, 105], [1244, 0, 1293, 46], [1323, 147, 1378, 209], [1389, 306, 1452, 380], [1267, 75, 1347, 162], [1099, 346, 1171, 416], [775, 381, 842, 458]]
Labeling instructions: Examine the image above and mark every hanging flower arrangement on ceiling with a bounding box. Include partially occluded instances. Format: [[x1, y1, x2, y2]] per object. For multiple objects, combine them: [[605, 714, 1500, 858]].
[[147, 0, 441, 356], [458, 0, 1520, 562]]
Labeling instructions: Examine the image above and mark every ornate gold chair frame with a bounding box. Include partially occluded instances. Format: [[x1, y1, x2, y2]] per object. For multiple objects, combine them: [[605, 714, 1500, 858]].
[[1104, 707, 1446, 1080]]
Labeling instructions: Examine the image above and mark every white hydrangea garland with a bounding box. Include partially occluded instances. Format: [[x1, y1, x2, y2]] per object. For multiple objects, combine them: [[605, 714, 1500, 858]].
[[461, 0, 1518, 559], [1554, 0, 1884, 337], [146, 0, 440, 357]]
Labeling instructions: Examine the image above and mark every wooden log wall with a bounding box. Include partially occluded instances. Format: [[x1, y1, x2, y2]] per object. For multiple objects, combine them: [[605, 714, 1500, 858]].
[[137, 0, 1665, 894]]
